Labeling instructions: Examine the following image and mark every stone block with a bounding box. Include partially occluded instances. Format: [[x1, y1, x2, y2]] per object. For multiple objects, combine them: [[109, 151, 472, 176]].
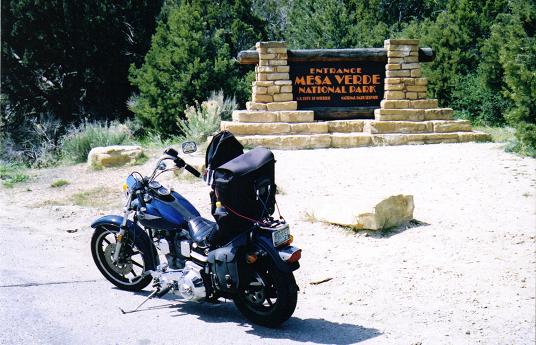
[[236, 134, 331, 149], [384, 91, 406, 100], [386, 70, 411, 77], [280, 85, 292, 93], [257, 66, 276, 73], [266, 47, 287, 54], [387, 50, 410, 58], [275, 53, 288, 59], [374, 109, 425, 121], [385, 84, 405, 91], [365, 121, 432, 134], [424, 108, 453, 120], [386, 64, 401, 70], [273, 93, 293, 102], [403, 56, 419, 63], [252, 93, 273, 103], [330, 133, 372, 148], [458, 131, 491, 143], [386, 45, 418, 52], [232, 110, 277, 122], [266, 101, 298, 111], [406, 132, 459, 144], [371, 134, 409, 146], [256, 41, 286, 49], [410, 99, 439, 109], [266, 73, 290, 81], [401, 78, 415, 85], [290, 122, 329, 134], [246, 102, 267, 111], [268, 59, 287, 66], [406, 92, 418, 99], [380, 99, 410, 109], [388, 57, 405, 63], [253, 81, 274, 87], [432, 120, 472, 133], [276, 66, 290, 73], [88, 145, 144, 168], [278, 110, 314, 122], [411, 69, 422, 77], [267, 85, 280, 94], [385, 78, 401, 84], [406, 85, 427, 92], [327, 120, 365, 133], [401, 63, 420, 69], [414, 78, 428, 86], [259, 54, 276, 60], [220, 121, 290, 135], [418, 92, 427, 99], [253, 86, 268, 94], [274, 80, 292, 85]]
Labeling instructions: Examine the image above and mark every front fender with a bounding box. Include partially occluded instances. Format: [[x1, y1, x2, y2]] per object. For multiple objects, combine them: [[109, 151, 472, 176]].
[[253, 234, 300, 273], [91, 215, 159, 267]]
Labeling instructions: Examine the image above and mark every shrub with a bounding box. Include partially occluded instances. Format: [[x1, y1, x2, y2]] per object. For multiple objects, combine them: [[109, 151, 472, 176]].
[[177, 91, 237, 143], [0, 161, 29, 188], [50, 179, 69, 188], [60, 121, 132, 163], [511, 123, 536, 158]]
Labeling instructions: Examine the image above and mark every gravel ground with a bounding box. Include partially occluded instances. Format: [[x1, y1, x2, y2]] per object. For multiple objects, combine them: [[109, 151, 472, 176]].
[[0, 142, 534, 345]]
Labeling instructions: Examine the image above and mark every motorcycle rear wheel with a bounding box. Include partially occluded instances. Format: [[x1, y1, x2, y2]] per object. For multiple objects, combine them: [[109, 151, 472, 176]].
[[233, 260, 298, 327], [91, 225, 153, 291]]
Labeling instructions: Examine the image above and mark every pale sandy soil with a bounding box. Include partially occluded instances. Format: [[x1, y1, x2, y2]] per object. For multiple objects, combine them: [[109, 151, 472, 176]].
[[1, 142, 535, 344]]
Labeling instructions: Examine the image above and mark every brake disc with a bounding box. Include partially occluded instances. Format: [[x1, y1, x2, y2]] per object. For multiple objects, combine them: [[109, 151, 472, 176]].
[[104, 243, 133, 275]]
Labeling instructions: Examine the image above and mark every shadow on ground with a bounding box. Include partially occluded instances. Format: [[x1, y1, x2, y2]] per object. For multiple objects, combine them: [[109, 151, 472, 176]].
[[160, 301, 381, 344], [363, 219, 430, 239]]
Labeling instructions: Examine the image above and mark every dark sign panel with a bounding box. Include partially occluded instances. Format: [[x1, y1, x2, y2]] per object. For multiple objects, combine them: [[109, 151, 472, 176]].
[[289, 61, 385, 110]]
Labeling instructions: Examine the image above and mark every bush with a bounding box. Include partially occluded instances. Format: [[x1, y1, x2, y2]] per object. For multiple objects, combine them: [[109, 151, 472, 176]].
[[0, 162, 29, 188], [177, 91, 237, 143], [509, 122, 536, 158], [60, 121, 133, 163], [451, 74, 510, 126]]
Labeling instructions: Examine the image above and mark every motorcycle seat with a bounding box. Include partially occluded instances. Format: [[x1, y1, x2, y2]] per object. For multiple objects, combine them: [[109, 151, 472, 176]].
[[188, 216, 218, 244]]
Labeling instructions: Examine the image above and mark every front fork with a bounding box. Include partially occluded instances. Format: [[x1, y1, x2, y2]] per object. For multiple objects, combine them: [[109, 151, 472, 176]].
[[113, 193, 133, 263]]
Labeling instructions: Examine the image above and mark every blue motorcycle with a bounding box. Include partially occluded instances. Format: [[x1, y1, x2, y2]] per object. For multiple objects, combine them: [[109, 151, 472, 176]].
[[90, 139, 301, 327]]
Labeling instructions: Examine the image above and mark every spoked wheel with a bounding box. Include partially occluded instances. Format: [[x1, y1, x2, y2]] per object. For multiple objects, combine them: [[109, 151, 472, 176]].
[[233, 260, 298, 327], [91, 225, 153, 291]]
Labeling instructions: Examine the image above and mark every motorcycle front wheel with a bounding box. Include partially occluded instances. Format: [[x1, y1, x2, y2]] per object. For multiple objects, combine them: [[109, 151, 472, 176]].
[[233, 260, 298, 327], [91, 225, 153, 291]]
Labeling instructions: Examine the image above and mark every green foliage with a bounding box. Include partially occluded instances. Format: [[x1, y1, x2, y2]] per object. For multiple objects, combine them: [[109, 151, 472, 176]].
[[129, 0, 265, 136], [0, 162, 29, 188], [451, 73, 510, 125], [1, 0, 162, 124], [177, 91, 238, 143], [51, 179, 70, 188], [510, 123, 536, 158], [60, 121, 133, 163]]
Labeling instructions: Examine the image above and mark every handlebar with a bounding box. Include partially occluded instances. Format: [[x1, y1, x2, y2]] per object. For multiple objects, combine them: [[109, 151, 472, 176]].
[[174, 157, 201, 178]]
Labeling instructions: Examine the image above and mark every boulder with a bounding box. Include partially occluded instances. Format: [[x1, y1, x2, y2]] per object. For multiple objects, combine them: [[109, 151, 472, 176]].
[[313, 195, 414, 230], [88, 145, 144, 169]]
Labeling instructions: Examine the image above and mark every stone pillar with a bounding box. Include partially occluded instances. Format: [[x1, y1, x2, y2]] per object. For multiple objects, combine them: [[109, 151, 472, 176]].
[[376, 39, 445, 121], [246, 41, 298, 111]]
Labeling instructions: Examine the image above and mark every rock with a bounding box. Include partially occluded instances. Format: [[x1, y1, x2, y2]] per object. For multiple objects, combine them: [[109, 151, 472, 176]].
[[314, 195, 415, 230], [88, 145, 144, 169]]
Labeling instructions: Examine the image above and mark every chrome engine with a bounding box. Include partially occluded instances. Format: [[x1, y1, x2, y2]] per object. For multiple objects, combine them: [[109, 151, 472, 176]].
[[152, 261, 206, 301]]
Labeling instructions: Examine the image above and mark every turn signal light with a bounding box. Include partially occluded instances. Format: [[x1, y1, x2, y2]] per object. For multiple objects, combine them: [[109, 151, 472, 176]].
[[286, 249, 301, 263], [246, 254, 257, 264], [122, 183, 128, 192]]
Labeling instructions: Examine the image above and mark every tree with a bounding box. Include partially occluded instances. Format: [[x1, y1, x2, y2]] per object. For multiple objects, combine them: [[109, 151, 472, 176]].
[[1, 0, 162, 125], [129, 0, 265, 135]]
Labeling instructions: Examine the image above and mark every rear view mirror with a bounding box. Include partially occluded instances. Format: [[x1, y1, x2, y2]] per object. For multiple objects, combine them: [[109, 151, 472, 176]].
[[182, 141, 197, 154]]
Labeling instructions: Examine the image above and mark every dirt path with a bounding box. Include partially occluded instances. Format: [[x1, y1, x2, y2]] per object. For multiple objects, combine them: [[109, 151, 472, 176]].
[[1, 142, 534, 344]]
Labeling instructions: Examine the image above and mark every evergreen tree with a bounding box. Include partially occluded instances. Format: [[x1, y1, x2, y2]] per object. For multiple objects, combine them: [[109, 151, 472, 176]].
[[129, 0, 265, 135]]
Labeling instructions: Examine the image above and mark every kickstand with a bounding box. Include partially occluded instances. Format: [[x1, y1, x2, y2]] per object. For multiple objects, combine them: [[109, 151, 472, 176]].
[[119, 289, 160, 314]]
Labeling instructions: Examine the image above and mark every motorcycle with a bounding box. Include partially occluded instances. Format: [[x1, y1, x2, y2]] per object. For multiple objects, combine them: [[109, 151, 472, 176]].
[[90, 141, 301, 327]]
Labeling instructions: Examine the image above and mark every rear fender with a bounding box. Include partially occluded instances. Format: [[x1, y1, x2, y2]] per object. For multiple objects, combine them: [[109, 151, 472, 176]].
[[253, 234, 299, 273], [91, 215, 159, 268]]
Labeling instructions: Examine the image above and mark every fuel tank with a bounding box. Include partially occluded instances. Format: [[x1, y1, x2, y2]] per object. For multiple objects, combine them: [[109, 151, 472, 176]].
[[138, 191, 200, 230]]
